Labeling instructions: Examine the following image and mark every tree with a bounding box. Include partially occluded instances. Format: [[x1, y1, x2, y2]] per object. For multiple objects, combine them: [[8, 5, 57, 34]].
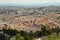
[[5, 34, 11, 40], [20, 30, 27, 37], [3, 29, 19, 36], [16, 34, 24, 40], [0, 34, 5, 40], [41, 25, 47, 36]]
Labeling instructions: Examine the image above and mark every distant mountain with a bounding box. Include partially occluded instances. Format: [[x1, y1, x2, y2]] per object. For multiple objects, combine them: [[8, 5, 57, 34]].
[[0, 3, 60, 7]]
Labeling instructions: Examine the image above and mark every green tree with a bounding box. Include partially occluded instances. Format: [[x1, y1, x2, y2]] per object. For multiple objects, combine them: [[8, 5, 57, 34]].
[[16, 34, 24, 40], [5, 34, 11, 40], [0, 34, 5, 40], [3, 29, 19, 36]]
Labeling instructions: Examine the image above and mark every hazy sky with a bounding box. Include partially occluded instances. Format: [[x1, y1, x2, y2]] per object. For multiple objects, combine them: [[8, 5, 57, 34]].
[[0, 0, 60, 4]]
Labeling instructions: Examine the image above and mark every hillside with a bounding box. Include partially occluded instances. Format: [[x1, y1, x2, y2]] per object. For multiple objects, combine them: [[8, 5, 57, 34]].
[[0, 6, 60, 32]]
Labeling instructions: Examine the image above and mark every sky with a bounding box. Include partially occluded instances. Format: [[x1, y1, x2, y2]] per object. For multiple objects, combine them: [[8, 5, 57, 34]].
[[0, 0, 60, 4]]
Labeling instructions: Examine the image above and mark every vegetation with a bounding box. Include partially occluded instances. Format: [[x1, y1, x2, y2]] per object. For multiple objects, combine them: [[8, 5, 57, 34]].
[[44, 33, 60, 40], [55, 10, 60, 12], [16, 34, 24, 40], [0, 24, 60, 40]]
